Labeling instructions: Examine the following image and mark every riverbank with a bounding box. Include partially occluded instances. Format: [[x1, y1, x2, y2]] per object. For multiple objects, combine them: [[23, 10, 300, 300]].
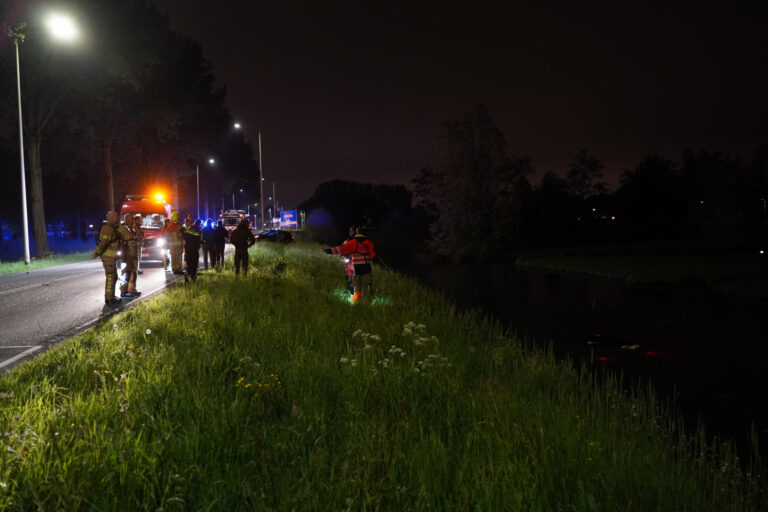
[[0, 251, 92, 276], [516, 249, 768, 299], [0, 242, 763, 509]]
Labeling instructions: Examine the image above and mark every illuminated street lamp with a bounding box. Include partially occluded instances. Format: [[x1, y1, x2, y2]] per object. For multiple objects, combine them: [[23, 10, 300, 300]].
[[233, 122, 241, 130], [11, 13, 79, 264]]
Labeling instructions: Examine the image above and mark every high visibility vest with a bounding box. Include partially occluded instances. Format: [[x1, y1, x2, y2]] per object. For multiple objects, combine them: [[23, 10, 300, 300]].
[[332, 235, 376, 265]]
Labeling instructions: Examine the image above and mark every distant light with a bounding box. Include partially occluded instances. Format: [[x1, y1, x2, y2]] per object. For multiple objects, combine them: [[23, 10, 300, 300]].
[[234, 122, 241, 129], [761, 250, 765, 255], [646, 351, 657, 356], [208, 158, 215, 164], [88, 224, 94, 229], [598, 357, 610, 362], [700, 200, 704, 204], [611, 216, 616, 220], [46, 13, 78, 42], [592, 208, 596, 212]]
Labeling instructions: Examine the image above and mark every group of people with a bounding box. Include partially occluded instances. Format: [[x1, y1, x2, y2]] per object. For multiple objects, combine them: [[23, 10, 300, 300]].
[[325, 226, 376, 303], [94, 210, 256, 306], [92, 211, 144, 306]]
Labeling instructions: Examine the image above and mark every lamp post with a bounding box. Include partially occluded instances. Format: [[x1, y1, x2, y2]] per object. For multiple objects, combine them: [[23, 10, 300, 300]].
[[11, 14, 78, 264], [258, 132, 265, 230]]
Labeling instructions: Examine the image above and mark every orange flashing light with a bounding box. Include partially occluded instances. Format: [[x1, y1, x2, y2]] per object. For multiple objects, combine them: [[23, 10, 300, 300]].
[[154, 193, 164, 201]]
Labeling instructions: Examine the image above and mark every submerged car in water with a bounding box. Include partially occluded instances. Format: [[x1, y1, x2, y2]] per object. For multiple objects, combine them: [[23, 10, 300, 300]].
[[256, 230, 294, 243]]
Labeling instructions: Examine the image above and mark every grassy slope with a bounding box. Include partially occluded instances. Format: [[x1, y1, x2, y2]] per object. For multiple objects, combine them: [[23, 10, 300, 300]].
[[0, 251, 92, 276], [0, 242, 763, 510], [517, 251, 768, 299]]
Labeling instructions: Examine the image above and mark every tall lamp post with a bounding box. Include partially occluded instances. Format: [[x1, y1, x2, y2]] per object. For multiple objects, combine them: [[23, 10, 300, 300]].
[[11, 14, 78, 264]]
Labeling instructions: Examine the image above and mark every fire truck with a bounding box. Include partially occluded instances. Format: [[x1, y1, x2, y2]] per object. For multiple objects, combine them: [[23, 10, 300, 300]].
[[219, 209, 251, 232], [120, 194, 174, 261]]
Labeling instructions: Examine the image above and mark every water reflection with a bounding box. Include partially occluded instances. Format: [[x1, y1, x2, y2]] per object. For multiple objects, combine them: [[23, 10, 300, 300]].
[[405, 261, 768, 457]]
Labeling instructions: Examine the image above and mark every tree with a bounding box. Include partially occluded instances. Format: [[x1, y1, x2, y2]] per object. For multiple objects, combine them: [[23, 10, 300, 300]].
[[566, 149, 606, 200], [415, 103, 532, 259], [616, 154, 684, 231]]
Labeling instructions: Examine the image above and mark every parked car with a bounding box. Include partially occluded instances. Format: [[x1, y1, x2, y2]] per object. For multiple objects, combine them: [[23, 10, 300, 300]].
[[256, 229, 294, 243]]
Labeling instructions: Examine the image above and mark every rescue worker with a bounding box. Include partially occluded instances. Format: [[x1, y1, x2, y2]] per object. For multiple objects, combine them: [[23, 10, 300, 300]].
[[117, 214, 138, 298], [159, 218, 171, 272], [183, 218, 202, 281], [166, 212, 185, 274], [213, 219, 228, 266], [92, 210, 123, 306], [201, 218, 215, 270], [229, 218, 256, 275], [133, 214, 145, 275], [343, 226, 356, 294], [324, 226, 376, 303]]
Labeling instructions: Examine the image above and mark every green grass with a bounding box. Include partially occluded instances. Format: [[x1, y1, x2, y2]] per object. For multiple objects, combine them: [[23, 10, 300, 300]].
[[0, 242, 764, 510], [517, 251, 768, 299], [0, 251, 92, 276]]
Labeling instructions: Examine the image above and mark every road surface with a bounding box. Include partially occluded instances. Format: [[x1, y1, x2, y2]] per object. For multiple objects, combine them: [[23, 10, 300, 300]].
[[0, 256, 196, 372]]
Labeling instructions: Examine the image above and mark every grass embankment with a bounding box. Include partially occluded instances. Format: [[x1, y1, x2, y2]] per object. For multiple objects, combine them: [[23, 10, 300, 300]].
[[0, 242, 764, 510], [0, 251, 92, 276], [517, 250, 768, 299]]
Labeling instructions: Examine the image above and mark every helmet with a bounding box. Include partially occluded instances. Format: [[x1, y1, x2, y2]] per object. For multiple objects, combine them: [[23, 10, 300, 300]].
[[171, 212, 179, 221]]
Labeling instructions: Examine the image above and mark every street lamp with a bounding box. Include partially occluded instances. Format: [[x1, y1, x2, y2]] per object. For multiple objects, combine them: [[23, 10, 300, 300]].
[[11, 13, 79, 265], [233, 122, 241, 130]]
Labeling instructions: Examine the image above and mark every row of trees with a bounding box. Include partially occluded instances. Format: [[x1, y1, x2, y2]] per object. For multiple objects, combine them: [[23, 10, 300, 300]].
[[414, 104, 768, 259], [0, 0, 259, 257]]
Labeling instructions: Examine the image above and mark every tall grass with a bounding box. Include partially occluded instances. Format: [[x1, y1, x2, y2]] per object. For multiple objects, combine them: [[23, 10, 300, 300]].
[[0, 242, 764, 510], [0, 251, 92, 276]]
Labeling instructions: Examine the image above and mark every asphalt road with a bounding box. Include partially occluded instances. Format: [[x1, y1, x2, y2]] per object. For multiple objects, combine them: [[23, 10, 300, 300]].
[[0, 257, 185, 372]]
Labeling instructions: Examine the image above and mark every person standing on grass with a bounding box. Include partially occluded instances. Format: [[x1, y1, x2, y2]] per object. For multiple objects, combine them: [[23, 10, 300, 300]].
[[183, 218, 202, 281], [213, 219, 228, 267], [324, 226, 376, 303], [92, 210, 123, 306], [229, 218, 256, 275], [201, 218, 215, 270]]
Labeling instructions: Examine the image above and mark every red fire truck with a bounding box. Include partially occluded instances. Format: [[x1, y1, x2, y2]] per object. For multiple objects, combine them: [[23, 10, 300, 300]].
[[219, 209, 251, 232], [120, 193, 174, 261]]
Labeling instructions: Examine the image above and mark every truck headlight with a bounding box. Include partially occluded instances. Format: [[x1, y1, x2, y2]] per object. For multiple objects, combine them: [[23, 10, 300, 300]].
[[157, 238, 165, 247]]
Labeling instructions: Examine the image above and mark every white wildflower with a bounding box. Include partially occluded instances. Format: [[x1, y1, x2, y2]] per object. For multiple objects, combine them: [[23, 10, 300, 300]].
[[340, 357, 349, 364], [145, 329, 151, 335], [0, 482, 6, 489], [350, 359, 358, 367], [369, 335, 381, 342]]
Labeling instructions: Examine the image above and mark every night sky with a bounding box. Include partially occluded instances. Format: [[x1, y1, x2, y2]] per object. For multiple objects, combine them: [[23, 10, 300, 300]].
[[155, 0, 768, 207]]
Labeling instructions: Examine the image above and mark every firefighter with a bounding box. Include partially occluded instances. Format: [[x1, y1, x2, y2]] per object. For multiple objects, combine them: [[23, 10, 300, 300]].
[[229, 218, 256, 275], [183, 218, 202, 281], [324, 226, 376, 303], [133, 214, 145, 275], [92, 210, 123, 306], [159, 218, 171, 272], [117, 214, 138, 298], [166, 212, 185, 274], [213, 219, 228, 266], [201, 218, 215, 270]]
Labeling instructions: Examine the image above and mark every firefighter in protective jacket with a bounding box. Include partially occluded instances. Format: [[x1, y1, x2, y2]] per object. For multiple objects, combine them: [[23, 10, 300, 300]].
[[92, 210, 123, 306], [325, 227, 376, 302], [165, 212, 185, 274]]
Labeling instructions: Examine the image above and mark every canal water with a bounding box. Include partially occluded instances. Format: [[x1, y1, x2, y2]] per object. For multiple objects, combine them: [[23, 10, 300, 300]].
[[403, 261, 768, 458]]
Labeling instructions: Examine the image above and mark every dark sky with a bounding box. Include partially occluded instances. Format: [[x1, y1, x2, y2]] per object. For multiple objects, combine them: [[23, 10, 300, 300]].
[[155, 0, 768, 207]]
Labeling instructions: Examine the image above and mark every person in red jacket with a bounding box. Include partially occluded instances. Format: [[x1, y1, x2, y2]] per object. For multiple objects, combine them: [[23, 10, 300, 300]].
[[324, 226, 376, 302]]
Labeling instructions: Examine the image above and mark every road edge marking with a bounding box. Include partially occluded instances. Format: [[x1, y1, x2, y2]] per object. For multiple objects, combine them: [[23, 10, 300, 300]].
[[0, 346, 43, 370]]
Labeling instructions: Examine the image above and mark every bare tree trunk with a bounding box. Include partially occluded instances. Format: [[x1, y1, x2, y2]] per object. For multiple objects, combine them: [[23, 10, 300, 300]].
[[26, 135, 51, 258], [103, 135, 115, 212]]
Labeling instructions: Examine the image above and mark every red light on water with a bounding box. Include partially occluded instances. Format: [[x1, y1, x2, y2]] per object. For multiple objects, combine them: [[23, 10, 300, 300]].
[[598, 357, 610, 362], [646, 351, 657, 356]]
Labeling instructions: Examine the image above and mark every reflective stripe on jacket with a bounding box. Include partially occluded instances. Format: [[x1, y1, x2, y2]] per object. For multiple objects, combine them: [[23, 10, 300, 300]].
[[96, 222, 121, 258], [331, 235, 376, 265]]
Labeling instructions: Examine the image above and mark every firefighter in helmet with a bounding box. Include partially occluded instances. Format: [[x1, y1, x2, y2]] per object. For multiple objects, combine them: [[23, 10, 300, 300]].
[[166, 211, 185, 274], [92, 210, 123, 306]]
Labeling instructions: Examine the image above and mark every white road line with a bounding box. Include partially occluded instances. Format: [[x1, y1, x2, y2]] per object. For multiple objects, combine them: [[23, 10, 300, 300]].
[[0, 274, 184, 371], [0, 346, 43, 370], [0, 346, 36, 349], [0, 271, 94, 297]]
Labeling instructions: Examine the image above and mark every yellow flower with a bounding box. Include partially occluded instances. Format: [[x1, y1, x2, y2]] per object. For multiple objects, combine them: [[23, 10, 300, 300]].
[[245, 383, 251, 388]]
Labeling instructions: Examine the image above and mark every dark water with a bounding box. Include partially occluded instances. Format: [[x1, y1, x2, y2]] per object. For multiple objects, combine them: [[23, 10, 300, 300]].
[[403, 261, 768, 458]]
